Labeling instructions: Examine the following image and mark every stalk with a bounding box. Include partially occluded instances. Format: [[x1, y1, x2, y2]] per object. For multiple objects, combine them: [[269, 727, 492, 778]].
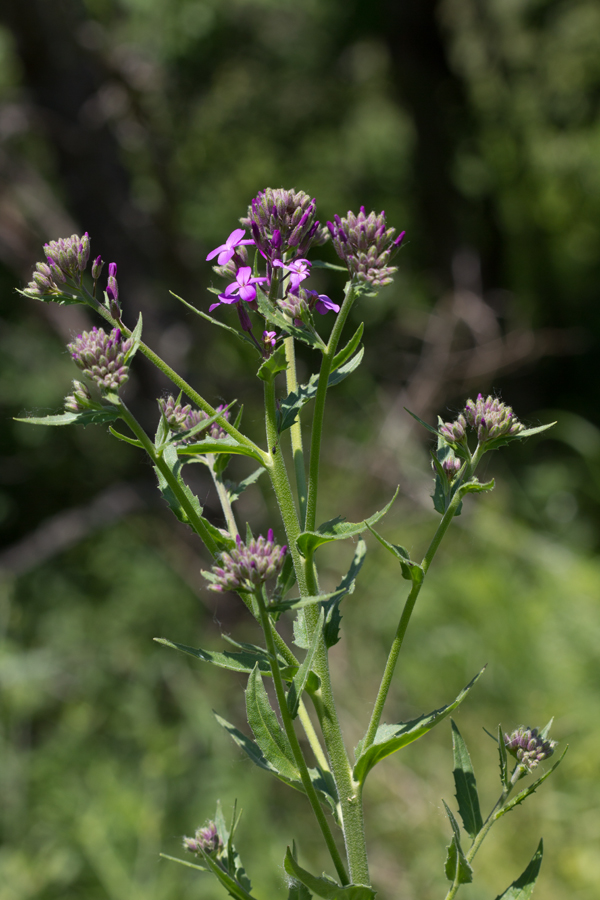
[[208, 455, 239, 538], [254, 588, 349, 886], [284, 336, 308, 527]]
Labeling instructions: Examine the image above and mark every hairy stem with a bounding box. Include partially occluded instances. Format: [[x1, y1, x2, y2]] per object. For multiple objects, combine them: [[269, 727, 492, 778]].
[[284, 336, 308, 527], [208, 456, 239, 538]]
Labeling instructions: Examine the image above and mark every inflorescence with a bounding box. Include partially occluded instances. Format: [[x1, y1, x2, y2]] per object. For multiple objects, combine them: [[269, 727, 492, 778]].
[[504, 726, 557, 772], [67, 326, 132, 392], [183, 821, 222, 856], [440, 394, 524, 446], [327, 207, 405, 288], [159, 396, 230, 441], [203, 530, 287, 594]]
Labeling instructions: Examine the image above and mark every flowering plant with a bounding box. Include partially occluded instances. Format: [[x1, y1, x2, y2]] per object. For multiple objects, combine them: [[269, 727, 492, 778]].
[[18, 189, 563, 899]]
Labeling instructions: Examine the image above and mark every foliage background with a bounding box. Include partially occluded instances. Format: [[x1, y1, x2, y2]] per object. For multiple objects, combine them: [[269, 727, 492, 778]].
[[1, 1, 600, 898]]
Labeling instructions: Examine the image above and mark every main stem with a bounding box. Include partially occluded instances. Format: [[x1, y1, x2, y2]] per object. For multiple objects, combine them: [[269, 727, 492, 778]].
[[255, 589, 349, 886], [284, 336, 308, 527]]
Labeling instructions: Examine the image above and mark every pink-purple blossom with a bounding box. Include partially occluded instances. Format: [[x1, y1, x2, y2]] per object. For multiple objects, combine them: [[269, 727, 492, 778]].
[[305, 290, 340, 315], [206, 228, 254, 266], [273, 258, 311, 290], [209, 266, 268, 311], [263, 330, 277, 348]]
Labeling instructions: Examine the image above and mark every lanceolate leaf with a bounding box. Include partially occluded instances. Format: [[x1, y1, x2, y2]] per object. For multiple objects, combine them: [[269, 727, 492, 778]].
[[287, 608, 324, 718], [297, 489, 398, 557], [498, 723, 510, 789], [226, 467, 266, 503], [451, 719, 483, 838], [169, 290, 257, 349], [284, 850, 376, 900], [494, 839, 543, 899], [153, 637, 280, 676], [246, 665, 300, 781], [197, 847, 258, 900], [16, 407, 120, 427], [353, 668, 485, 784], [331, 322, 364, 370], [365, 526, 423, 584], [443, 800, 473, 883], [287, 843, 314, 900], [257, 344, 288, 382], [177, 436, 264, 464], [124, 311, 143, 362], [494, 749, 568, 820]]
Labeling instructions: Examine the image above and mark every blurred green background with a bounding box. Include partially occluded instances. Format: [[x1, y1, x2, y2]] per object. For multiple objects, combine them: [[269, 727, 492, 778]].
[[1, 1, 600, 898]]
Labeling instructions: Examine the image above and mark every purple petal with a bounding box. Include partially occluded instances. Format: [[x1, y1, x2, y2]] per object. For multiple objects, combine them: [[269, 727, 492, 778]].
[[206, 243, 226, 261], [238, 284, 257, 302]]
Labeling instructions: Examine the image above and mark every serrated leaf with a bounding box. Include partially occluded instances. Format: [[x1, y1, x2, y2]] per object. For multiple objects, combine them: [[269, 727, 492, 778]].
[[257, 344, 289, 382], [331, 322, 364, 370], [226, 467, 266, 503], [444, 835, 473, 885], [197, 846, 258, 900], [323, 539, 367, 648], [365, 526, 423, 584], [459, 478, 495, 496], [451, 719, 483, 838], [177, 436, 263, 463], [485, 422, 556, 451], [287, 608, 324, 718], [293, 609, 311, 650], [15, 407, 120, 427], [287, 843, 313, 900], [169, 291, 257, 349], [246, 665, 300, 780], [297, 489, 398, 557], [268, 589, 346, 613], [353, 668, 485, 784], [124, 312, 143, 362], [108, 426, 144, 447], [497, 723, 510, 789], [494, 839, 543, 899], [284, 850, 375, 900], [495, 748, 567, 820]]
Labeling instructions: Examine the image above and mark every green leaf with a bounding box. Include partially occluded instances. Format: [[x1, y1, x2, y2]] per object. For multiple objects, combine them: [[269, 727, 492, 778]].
[[365, 526, 423, 584], [287, 843, 313, 900], [459, 478, 495, 497], [284, 849, 375, 900], [268, 590, 346, 614], [169, 290, 257, 349], [255, 289, 326, 350], [153, 637, 277, 676], [497, 724, 510, 789], [451, 719, 483, 838], [108, 427, 144, 447], [214, 712, 276, 774], [124, 312, 143, 362], [443, 801, 473, 883], [485, 422, 556, 451], [257, 344, 289, 382], [323, 539, 367, 648], [353, 668, 485, 784], [287, 608, 324, 718], [226, 467, 266, 503], [276, 348, 364, 434], [331, 322, 364, 370], [160, 853, 208, 872], [197, 847, 258, 900], [404, 407, 443, 437], [246, 665, 300, 780], [309, 259, 348, 272], [271, 552, 297, 606], [495, 748, 567, 820], [177, 436, 263, 464], [494, 839, 543, 899], [297, 489, 398, 556], [15, 407, 120, 427]]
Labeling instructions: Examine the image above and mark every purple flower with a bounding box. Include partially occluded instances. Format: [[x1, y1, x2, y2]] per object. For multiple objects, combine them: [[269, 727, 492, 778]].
[[327, 208, 404, 288], [263, 330, 277, 348], [67, 326, 132, 392], [209, 266, 268, 311], [304, 290, 340, 315], [272, 258, 311, 290], [206, 228, 254, 266], [241, 188, 329, 262]]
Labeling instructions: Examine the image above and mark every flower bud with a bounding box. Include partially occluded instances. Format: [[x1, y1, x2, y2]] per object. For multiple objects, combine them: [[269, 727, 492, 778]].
[[159, 397, 231, 441], [202, 530, 287, 593], [91, 255, 105, 280], [183, 821, 222, 856], [327, 207, 404, 288], [67, 326, 132, 392], [504, 726, 557, 772], [464, 394, 524, 443]]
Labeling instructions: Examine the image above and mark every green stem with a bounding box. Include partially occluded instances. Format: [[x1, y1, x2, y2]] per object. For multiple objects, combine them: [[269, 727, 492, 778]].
[[362, 486, 465, 750], [284, 336, 308, 527], [254, 589, 349, 886], [82, 288, 268, 465], [208, 456, 239, 538], [304, 282, 357, 532], [118, 403, 220, 557]]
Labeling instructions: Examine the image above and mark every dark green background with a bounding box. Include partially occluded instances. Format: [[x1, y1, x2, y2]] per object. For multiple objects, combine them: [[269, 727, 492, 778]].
[[1, 1, 599, 898]]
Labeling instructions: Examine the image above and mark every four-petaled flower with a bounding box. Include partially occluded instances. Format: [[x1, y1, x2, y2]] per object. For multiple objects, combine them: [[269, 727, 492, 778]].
[[273, 258, 311, 290], [304, 290, 340, 315], [209, 266, 268, 311], [263, 330, 277, 348], [206, 229, 254, 266]]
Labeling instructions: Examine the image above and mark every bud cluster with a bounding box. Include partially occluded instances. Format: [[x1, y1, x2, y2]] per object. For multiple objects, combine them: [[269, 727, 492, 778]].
[[64, 380, 96, 413], [439, 415, 467, 444], [464, 394, 524, 442], [327, 208, 405, 288], [159, 396, 230, 441], [67, 326, 132, 392], [504, 726, 557, 771], [44, 233, 90, 282], [183, 820, 222, 856], [203, 530, 287, 593], [242, 188, 327, 263]]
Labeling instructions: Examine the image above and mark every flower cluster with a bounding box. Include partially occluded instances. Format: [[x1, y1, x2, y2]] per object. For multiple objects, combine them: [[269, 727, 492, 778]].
[[64, 380, 96, 413], [159, 396, 230, 440], [440, 395, 524, 446], [242, 188, 328, 263], [67, 326, 132, 391], [327, 208, 405, 287], [504, 726, 557, 772], [464, 394, 524, 442], [183, 821, 222, 856], [203, 530, 287, 593], [25, 232, 90, 297]]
